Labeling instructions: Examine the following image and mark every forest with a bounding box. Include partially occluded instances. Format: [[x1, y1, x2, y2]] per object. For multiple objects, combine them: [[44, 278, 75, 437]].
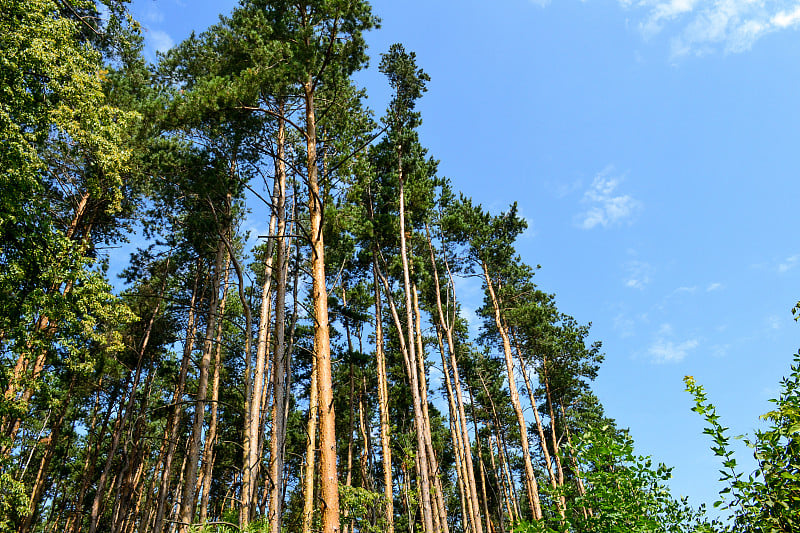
[[1, 0, 799, 532]]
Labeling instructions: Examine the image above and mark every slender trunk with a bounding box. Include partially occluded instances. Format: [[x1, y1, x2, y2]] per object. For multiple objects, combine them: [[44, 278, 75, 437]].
[[169, 446, 189, 533], [198, 257, 231, 525], [112, 366, 156, 533], [357, 377, 373, 490], [344, 305, 355, 492], [343, 338, 355, 533], [412, 285, 449, 533], [304, 79, 340, 533], [267, 120, 289, 530], [374, 265, 434, 533], [21, 376, 75, 533], [369, 193, 394, 533], [436, 330, 473, 533], [497, 427, 520, 521], [70, 379, 113, 533], [481, 262, 542, 520], [512, 334, 565, 520], [425, 227, 483, 533], [216, 234, 255, 529], [250, 103, 280, 530], [88, 255, 170, 533], [543, 360, 565, 488], [489, 432, 513, 527], [179, 238, 226, 532], [87, 379, 136, 533], [514, 339, 556, 488], [392, 141, 435, 533], [301, 358, 319, 533], [467, 386, 493, 533], [153, 263, 204, 533]]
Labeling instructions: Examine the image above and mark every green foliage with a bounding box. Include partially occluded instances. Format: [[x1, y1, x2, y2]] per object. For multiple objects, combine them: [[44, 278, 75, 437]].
[[340, 484, 390, 533], [0, 472, 27, 533], [686, 353, 800, 532], [513, 421, 714, 533]]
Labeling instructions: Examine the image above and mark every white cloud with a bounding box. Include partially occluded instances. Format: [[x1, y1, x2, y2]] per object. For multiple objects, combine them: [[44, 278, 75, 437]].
[[550, 178, 583, 199], [673, 285, 697, 294], [706, 282, 723, 291], [624, 259, 652, 289], [650, 339, 699, 362], [144, 4, 165, 24], [766, 314, 783, 330], [711, 343, 730, 357], [778, 254, 799, 273], [614, 313, 636, 337], [623, 0, 800, 57], [148, 29, 175, 55], [648, 323, 699, 363], [772, 5, 800, 27], [577, 166, 641, 229]]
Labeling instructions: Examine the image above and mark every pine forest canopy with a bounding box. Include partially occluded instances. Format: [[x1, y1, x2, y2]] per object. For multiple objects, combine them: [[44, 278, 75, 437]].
[[0, 1, 798, 533]]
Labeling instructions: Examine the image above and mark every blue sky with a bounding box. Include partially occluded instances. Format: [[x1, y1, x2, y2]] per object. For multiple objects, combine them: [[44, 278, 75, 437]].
[[129, 0, 800, 515]]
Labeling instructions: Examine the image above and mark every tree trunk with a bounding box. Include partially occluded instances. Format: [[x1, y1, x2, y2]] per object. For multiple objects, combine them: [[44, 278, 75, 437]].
[[375, 264, 434, 533], [513, 332, 566, 521], [303, 79, 340, 533], [391, 141, 435, 533], [481, 262, 542, 520], [412, 285, 449, 533], [301, 357, 319, 533], [369, 190, 394, 533], [426, 228, 483, 533], [267, 118, 289, 530], [178, 238, 226, 532], [153, 263, 204, 533], [198, 256, 231, 525]]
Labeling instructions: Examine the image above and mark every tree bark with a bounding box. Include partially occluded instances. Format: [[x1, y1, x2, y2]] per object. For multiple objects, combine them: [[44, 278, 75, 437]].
[[178, 237, 227, 532], [369, 188, 394, 533], [198, 256, 231, 525], [267, 109, 289, 531], [425, 228, 483, 533], [153, 263, 204, 533], [481, 262, 542, 520], [304, 78, 340, 533]]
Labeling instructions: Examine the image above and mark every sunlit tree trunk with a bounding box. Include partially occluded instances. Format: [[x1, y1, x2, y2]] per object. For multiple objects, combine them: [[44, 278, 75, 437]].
[[426, 228, 483, 533], [303, 77, 340, 533], [198, 257, 231, 525], [267, 105, 290, 533], [302, 358, 319, 533], [369, 188, 394, 533], [481, 262, 542, 520], [179, 237, 227, 532], [154, 264, 203, 533]]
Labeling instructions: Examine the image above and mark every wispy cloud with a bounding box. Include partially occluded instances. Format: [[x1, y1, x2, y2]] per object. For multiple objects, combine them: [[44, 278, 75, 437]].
[[148, 29, 175, 55], [624, 259, 652, 289], [549, 178, 583, 199], [624, 0, 800, 57], [143, 4, 165, 24], [778, 254, 799, 273], [577, 166, 641, 229], [648, 323, 699, 363], [706, 282, 723, 291], [765, 314, 783, 330], [673, 285, 697, 295], [614, 313, 636, 337]]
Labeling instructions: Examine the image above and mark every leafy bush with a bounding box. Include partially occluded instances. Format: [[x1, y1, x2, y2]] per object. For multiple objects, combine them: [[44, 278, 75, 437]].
[[686, 351, 800, 532]]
